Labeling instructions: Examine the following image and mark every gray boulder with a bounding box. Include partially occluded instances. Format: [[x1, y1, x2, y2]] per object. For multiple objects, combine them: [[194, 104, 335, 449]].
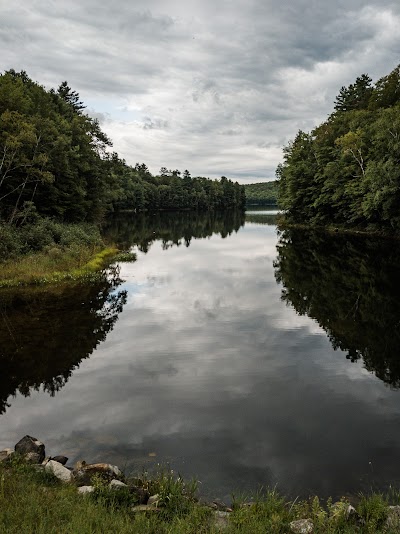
[[0, 449, 14, 463], [109, 479, 128, 490], [289, 519, 314, 534], [72, 462, 122, 486], [78, 486, 95, 495], [386, 505, 400, 530], [15, 435, 45, 463], [25, 452, 43, 464], [45, 460, 73, 483], [147, 494, 159, 506]]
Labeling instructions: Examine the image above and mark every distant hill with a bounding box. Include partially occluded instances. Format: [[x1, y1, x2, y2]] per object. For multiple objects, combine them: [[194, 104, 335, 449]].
[[244, 181, 278, 206]]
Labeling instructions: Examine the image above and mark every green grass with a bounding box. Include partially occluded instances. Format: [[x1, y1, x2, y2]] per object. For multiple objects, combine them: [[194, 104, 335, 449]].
[[0, 246, 119, 287], [1, 461, 400, 533]]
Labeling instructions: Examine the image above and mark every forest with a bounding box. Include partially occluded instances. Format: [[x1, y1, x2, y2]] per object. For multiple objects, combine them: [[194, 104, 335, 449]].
[[244, 181, 277, 205], [277, 65, 400, 231], [0, 70, 245, 227]]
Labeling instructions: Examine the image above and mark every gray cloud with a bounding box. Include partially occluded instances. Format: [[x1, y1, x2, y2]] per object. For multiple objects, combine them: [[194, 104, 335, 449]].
[[1, 0, 400, 180]]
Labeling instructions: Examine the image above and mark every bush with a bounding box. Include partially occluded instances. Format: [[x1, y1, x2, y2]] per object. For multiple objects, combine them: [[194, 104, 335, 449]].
[[0, 224, 23, 258], [0, 218, 103, 261]]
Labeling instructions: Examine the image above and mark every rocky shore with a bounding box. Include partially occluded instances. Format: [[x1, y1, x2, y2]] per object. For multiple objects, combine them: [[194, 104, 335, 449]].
[[2, 435, 400, 533]]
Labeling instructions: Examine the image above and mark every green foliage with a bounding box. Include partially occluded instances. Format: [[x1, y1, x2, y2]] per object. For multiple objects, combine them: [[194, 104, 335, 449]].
[[0, 218, 102, 260], [244, 181, 278, 205], [277, 64, 400, 231], [0, 70, 245, 226]]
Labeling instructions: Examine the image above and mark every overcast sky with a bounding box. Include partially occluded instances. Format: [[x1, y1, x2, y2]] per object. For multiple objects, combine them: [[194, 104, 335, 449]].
[[1, 1, 400, 182]]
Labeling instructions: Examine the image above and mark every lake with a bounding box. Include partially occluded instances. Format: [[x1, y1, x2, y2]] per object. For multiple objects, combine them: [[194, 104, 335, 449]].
[[1, 208, 400, 503]]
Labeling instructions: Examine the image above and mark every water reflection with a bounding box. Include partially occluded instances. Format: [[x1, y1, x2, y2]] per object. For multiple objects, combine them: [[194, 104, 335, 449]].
[[104, 209, 245, 253], [2, 213, 400, 501], [274, 228, 400, 387], [0, 269, 127, 415]]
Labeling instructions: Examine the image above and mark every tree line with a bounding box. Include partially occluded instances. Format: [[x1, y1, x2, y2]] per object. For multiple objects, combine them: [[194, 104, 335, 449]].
[[0, 70, 245, 225], [244, 181, 278, 205], [277, 65, 400, 231]]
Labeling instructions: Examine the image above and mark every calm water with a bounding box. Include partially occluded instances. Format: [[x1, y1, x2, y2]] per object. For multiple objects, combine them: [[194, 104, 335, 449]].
[[1, 209, 400, 502]]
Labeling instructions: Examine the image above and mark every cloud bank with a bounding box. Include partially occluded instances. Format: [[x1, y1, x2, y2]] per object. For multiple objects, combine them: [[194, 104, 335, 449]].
[[1, 0, 400, 181]]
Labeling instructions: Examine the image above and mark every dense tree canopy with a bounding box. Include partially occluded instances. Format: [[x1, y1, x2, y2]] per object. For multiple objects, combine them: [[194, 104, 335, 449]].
[[0, 70, 245, 225], [277, 64, 400, 231], [244, 181, 278, 205]]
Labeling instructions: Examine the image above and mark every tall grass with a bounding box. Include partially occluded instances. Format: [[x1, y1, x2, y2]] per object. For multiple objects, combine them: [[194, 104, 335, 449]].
[[1, 461, 400, 533], [0, 219, 119, 287]]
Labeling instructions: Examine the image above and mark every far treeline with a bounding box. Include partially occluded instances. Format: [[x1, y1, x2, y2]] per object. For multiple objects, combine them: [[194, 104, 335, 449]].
[[244, 181, 278, 206], [0, 70, 245, 226], [277, 64, 400, 231]]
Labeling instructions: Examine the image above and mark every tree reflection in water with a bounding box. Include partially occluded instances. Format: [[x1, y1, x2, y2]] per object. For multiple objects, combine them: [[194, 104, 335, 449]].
[[274, 228, 400, 387], [0, 267, 127, 414]]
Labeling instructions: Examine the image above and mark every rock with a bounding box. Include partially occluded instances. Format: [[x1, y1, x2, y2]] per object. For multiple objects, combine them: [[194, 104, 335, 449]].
[[78, 486, 95, 495], [386, 505, 400, 530], [0, 449, 14, 463], [15, 435, 45, 463], [289, 519, 314, 534], [74, 460, 86, 470], [25, 452, 43, 464], [212, 499, 230, 511], [109, 480, 128, 490], [45, 460, 73, 483], [72, 463, 122, 486], [147, 494, 159, 506], [214, 511, 230, 530], [346, 504, 357, 519], [129, 485, 149, 504], [52, 455, 68, 466]]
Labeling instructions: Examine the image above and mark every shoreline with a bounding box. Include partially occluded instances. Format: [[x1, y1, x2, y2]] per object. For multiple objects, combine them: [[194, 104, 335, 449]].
[[276, 215, 400, 241], [1, 435, 400, 533], [0, 246, 125, 289]]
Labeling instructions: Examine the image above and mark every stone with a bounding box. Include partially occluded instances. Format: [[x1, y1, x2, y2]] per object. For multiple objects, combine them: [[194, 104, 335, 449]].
[[72, 463, 122, 486], [25, 452, 42, 464], [346, 505, 357, 519], [289, 519, 314, 534], [45, 460, 73, 483], [15, 435, 45, 463], [386, 505, 400, 530], [0, 449, 14, 463], [129, 485, 149, 504], [147, 494, 160, 506], [214, 511, 230, 530], [78, 486, 95, 495], [212, 499, 229, 511], [109, 479, 128, 489], [52, 455, 68, 466]]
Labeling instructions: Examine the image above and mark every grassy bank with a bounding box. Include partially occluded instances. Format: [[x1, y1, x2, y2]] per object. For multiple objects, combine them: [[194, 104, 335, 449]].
[[0, 218, 133, 287], [0, 246, 119, 287], [1, 461, 400, 533]]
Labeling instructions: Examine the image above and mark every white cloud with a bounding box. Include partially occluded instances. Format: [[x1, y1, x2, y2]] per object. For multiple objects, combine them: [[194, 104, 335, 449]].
[[1, 1, 400, 181]]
